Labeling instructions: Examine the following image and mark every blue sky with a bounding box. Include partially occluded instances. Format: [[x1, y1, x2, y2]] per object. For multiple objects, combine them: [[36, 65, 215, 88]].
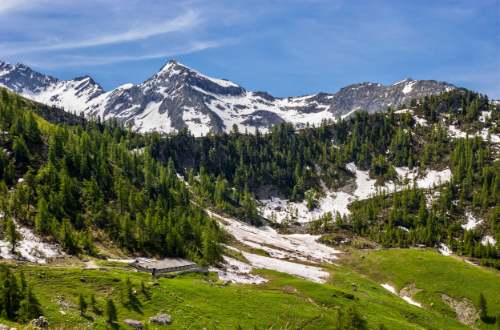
[[0, 0, 499, 97]]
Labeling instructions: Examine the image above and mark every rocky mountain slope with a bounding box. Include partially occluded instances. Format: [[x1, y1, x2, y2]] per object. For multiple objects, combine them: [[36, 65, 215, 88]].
[[0, 59, 455, 135]]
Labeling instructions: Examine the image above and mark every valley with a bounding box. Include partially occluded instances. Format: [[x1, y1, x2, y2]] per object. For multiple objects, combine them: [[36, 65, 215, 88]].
[[0, 63, 498, 329]]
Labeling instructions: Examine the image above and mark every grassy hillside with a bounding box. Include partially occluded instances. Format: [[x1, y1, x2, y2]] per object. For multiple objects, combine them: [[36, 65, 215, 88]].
[[343, 249, 500, 329], [0, 255, 474, 330]]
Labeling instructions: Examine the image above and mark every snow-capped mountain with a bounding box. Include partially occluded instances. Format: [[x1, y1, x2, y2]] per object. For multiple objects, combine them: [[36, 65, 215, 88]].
[[0, 59, 455, 135]]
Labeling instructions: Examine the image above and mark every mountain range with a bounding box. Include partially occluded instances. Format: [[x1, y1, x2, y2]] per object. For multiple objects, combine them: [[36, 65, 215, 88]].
[[0, 59, 455, 135]]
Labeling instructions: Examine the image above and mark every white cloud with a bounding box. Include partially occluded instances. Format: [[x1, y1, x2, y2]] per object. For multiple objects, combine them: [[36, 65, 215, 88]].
[[0, 0, 30, 13], [21, 40, 228, 67], [2, 10, 200, 55]]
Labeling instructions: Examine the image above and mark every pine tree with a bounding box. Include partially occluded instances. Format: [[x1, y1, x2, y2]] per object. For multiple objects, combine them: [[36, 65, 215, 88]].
[[17, 286, 42, 322], [35, 197, 50, 235], [5, 216, 20, 254]]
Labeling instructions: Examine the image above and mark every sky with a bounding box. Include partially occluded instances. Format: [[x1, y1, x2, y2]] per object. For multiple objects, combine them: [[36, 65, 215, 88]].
[[0, 0, 499, 98]]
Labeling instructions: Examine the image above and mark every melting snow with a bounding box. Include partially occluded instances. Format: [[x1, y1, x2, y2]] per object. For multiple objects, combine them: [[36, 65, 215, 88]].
[[394, 109, 413, 114], [242, 251, 329, 283], [402, 296, 422, 307], [208, 210, 340, 263], [438, 243, 452, 256], [479, 111, 491, 123], [448, 125, 500, 143], [461, 212, 482, 231], [381, 283, 422, 308], [0, 221, 64, 264], [259, 165, 451, 223], [210, 256, 267, 284], [413, 116, 428, 126], [481, 235, 497, 246], [205, 210, 334, 283], [416, 169, 451, 189]]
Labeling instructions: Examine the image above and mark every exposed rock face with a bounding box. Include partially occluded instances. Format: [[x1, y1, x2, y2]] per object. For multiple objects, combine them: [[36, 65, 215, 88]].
[[0, 59, 455, 136], [0, 324, 16, 330], [30, 316, 49, 329], [441, 294, 480, 328]]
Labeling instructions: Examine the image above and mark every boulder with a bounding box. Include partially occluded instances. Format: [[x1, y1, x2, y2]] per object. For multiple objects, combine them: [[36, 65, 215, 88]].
[[30, 316, 49, 329], [124, 319, 144, 329], [0, 324, 16, 330], [150, 313, 172, 325]]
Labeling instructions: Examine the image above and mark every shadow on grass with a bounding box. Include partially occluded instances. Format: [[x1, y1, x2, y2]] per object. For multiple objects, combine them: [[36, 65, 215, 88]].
[[124, 295, 143, 314], [106, 321, 120, 329], [481, 315, 496, 324]]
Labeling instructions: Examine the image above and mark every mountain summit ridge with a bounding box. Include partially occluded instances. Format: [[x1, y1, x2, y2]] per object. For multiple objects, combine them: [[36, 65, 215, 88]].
[[0, 59, 455, 135]]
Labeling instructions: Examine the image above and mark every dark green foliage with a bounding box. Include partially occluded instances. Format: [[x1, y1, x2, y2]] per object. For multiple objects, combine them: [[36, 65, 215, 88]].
[[0, 266, 42, 322], [479, 292, 488, 322], [17, 286, 42, 322], [5, 216, 20, 253], [336, 305, 368, 330], [0, 88, 223, 265], [90, 294, 101, 315], [106, 298, 117, 323], [79, 293, 87, 316]]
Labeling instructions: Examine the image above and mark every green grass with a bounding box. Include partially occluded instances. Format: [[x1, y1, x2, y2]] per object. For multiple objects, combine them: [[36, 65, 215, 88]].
[[0, 257, 472, 330], [342, 248, 500, 329]]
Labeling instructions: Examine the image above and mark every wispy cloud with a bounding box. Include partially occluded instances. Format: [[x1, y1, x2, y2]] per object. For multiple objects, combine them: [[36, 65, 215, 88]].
[[2, 10, 201, 55], [24, 40, 229, 67], [0, 0, 31, 13]]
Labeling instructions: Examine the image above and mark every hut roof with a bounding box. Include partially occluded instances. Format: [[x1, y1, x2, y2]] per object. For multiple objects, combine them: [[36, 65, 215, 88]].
[[133, 258, 196, 270]]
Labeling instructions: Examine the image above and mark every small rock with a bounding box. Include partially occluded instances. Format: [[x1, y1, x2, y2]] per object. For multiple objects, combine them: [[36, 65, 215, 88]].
[[30, 316, 49, 329], [124, 319, 143, 329], [150, 313, 172, 325], [0, 324, 16, 330]]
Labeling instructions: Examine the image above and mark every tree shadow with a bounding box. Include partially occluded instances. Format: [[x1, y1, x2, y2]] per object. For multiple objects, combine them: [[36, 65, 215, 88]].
[[107, 321, 120, 330], [481, 315, 496, 324], [125, 295, 143, 314]]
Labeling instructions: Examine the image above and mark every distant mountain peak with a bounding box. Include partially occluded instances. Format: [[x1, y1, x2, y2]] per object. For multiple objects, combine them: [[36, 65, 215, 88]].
[[0, 59, 456, 136]]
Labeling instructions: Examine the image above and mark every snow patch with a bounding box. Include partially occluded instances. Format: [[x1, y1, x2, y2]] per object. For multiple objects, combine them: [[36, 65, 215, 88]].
[[242, 251, 329, 283], [260, 165, 451, 223], [0, 221, 64, 264], [413, 116, 428, 126], [448, 125, 500, 143], [380, 283, 422, 308], [416, 169, 451, 189], [438, 243, 452, 256], [402, 81, 417, 95], [206, 210, 340, 263], [210, 256, 267, 284], [481, 235, 497, 246], [461, 212, 482, 231], [479, 111, 491, 123]]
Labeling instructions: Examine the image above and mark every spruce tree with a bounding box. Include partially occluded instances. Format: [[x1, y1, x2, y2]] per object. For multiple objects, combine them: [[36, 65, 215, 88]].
[[5, 217, 19, 254], [17, 286, 42, 322]]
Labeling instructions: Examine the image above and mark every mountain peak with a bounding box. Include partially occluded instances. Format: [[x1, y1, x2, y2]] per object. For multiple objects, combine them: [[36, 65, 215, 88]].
[[158, 59, 192, 75], [393, 78, 414, 85], [0, 59, 457, 136]]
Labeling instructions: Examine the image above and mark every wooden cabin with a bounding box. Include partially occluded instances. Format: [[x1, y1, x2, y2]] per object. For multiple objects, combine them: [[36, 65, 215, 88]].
[[131, 258, 201, 276]]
